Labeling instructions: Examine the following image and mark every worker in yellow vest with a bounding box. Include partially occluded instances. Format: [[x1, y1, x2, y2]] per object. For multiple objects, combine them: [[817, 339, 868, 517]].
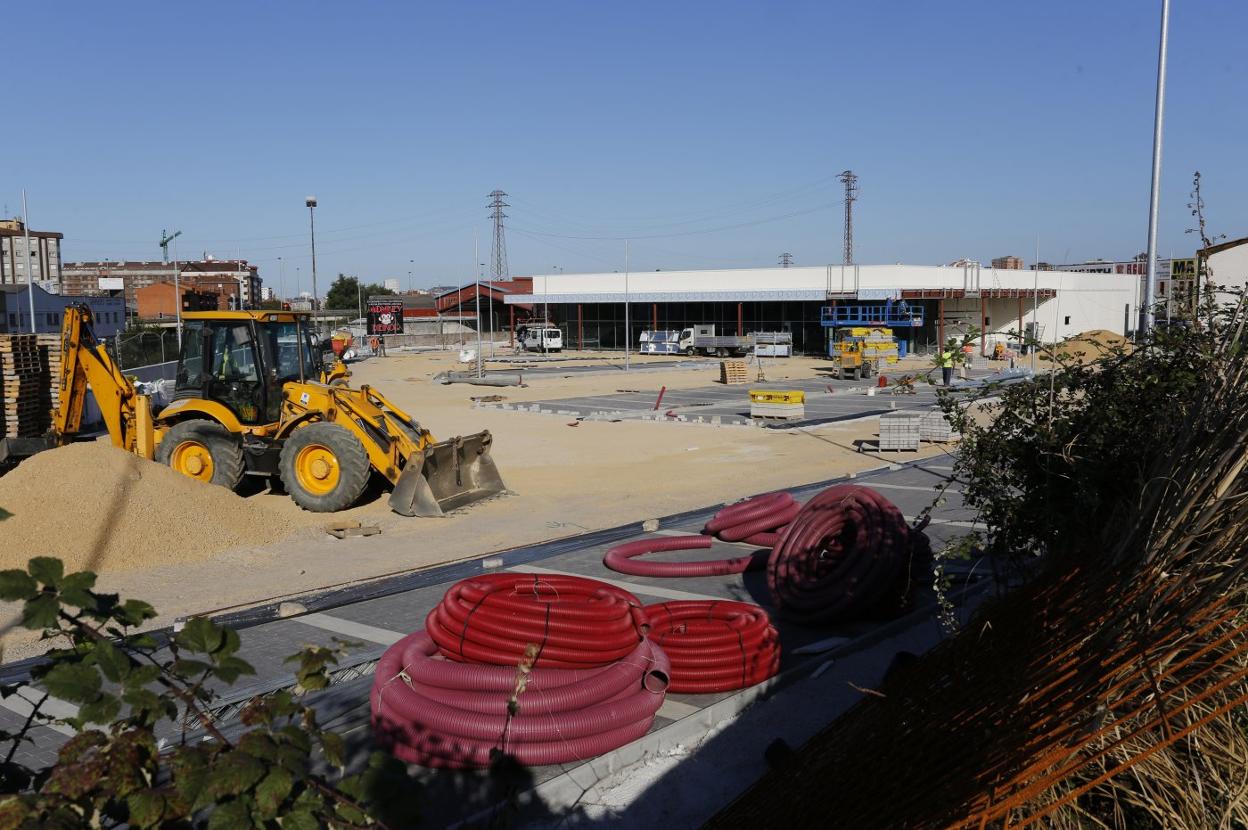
[[936, 347, 955, 386]]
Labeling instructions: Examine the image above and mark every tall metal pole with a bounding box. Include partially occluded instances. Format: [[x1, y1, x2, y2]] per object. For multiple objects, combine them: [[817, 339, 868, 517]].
[[306, 197, 319, 333], [172, 238, 182, 345], [624, 240, 630, 371], [486, 263, 494, 357], [474, 233, 482, 375], [278, 257, 286, 305], [1142, 0, 1171, 338], [21, 191, 36, 334], [1031, 235, 1039, 371]]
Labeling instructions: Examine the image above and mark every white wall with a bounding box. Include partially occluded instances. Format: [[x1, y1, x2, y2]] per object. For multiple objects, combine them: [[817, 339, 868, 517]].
[[1208, 242, 1248, 304]]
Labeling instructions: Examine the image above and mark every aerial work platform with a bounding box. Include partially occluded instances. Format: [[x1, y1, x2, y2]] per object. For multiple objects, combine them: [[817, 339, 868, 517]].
[[820, 303, 925, 328]]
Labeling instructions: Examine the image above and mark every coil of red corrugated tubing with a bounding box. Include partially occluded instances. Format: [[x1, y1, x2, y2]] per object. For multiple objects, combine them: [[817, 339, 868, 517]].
[[603, 492, 800, 578], [768, 483, 929, 624], [644, 601, 780, 692], [371, 573, 671, 768], [599, 494, 794, 692]]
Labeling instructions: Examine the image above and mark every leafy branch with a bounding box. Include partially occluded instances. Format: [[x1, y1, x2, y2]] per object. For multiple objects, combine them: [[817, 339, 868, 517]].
[[0, 558, 419, 829]]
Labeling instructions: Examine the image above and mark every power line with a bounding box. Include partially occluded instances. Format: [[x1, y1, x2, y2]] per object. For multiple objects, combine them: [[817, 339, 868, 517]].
[[510, 201, 839, 241], [506, 174, 841, 236], [779, 252, 793, 268]]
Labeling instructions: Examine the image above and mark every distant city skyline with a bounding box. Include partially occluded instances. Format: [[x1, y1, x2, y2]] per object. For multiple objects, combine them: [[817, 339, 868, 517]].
[[6, 0, 1246, 295]]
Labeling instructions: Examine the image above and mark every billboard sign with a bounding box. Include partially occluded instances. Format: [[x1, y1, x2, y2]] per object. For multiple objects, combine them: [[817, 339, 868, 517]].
[[98, 277, 125, 291], [367, 297, 404, 335]]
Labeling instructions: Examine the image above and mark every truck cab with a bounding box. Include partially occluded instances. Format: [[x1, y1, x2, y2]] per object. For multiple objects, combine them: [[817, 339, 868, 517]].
[[677, 324, 749, 357]]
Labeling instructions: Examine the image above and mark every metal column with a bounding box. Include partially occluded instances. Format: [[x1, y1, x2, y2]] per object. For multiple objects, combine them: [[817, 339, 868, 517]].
[[938, 299, 945, 350], [980, 294, 987, 357], [577, 304, 583, 351]]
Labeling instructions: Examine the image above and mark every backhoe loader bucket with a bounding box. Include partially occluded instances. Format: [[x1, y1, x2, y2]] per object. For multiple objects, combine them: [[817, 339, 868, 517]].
[[388, 430, 506, 518]]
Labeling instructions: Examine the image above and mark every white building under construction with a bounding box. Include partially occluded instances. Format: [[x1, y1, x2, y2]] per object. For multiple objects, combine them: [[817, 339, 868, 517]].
[[504, 263, 1137, 355]]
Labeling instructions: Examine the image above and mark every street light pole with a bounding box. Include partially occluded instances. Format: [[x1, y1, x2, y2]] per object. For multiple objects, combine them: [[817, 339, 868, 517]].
[[172, 238, 182, 344], [624, 240, 630, 371], [20, 191, 36, 334], [1141, 0, 1171, 338], [408, 259, 414, 292], [306, 196, 319, 333], [278, 256, 286, 306]]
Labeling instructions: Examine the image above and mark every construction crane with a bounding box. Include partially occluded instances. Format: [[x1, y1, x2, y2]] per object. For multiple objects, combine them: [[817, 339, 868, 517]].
[[159, 229, 182, 263]]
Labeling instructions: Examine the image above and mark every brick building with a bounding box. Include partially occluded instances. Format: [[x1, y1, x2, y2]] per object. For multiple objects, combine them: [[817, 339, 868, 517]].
[[135, 282, 221, 319], [63, 258, 261, 310]]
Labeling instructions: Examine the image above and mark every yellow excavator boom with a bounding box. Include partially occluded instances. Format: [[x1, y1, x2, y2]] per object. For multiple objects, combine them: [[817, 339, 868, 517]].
[[52, 305, 155, 457]]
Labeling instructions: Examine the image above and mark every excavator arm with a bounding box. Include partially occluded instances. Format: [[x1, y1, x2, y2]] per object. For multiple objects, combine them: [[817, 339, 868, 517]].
[[54, 304, 155, 457]]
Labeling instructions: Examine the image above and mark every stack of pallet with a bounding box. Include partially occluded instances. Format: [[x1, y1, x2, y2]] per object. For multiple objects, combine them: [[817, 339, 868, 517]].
[[36, 333, 62, 419], [720, 359, 749, 384], [0, 334, 46, 438]]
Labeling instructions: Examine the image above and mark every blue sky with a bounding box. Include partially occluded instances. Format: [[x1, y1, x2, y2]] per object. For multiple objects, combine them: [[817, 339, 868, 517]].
[[6, 1, 1245, 293]]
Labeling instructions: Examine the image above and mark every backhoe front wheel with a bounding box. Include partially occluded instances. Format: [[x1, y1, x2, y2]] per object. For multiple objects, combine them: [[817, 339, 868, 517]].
[[279, 423, 371, 512], [157, 419, 245, 490]]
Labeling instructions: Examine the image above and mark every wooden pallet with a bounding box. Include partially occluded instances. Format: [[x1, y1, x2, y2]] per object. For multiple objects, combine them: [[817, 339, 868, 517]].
[[720, 359, 749, 385]]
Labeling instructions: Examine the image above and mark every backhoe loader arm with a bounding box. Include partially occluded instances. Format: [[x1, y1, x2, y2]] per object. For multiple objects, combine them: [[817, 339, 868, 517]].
[[54, 305, 154, 457]]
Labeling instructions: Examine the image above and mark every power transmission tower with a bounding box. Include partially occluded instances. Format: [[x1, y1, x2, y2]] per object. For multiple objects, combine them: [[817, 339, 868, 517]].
[[779, 252, 793, 268], [838, 170, 858, 265], [487, 190, 509, 279]]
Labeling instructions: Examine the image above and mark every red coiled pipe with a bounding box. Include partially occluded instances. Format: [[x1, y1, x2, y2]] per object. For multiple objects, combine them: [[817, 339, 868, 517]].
[[603, 535, 770, 577], [704, 491, 801, 546], [767, 484, 922, 624], [371, 631, 670, 769], [425, 573, 647, 669], [645, 601, 780, 692], [602, 493, 798, 578]]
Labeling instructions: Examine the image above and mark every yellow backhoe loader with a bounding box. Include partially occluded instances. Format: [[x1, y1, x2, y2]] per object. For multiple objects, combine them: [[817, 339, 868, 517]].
[[0, 305, 504, 516]]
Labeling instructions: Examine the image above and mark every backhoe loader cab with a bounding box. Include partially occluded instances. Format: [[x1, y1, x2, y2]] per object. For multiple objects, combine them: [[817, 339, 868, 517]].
[[1, 305, 505, 517]]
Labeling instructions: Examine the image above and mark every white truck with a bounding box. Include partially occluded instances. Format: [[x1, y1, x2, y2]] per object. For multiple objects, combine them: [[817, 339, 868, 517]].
[[677, 324, 752, 357], [518, 325, 563, 352]]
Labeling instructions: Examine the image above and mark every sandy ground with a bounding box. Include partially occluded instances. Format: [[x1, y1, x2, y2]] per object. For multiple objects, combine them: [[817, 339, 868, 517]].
[[0, 350, 955, 662]]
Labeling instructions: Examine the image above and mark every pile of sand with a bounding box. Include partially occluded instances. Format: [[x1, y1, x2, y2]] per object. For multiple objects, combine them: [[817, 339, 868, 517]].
[[0, 441, 301, 575], [1053, 329, 1130, 364]]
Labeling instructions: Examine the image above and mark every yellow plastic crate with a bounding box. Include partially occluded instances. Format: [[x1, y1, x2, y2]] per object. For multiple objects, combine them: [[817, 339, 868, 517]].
[[749, 389, 805, 405]]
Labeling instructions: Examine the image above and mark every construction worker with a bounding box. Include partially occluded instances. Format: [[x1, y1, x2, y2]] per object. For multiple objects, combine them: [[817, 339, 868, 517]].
[[936, 344, 955, 386]]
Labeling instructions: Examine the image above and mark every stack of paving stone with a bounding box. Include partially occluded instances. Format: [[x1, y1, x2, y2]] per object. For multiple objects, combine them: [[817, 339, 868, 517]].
[[0, 334, 47, 438]]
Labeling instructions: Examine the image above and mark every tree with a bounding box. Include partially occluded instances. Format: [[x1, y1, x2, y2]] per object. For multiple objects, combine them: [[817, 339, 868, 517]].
[[325, 275, 395, 315]]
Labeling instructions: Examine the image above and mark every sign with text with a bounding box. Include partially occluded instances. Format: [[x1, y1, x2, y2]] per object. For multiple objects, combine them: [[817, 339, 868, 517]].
[[367, 297, 404, 335]]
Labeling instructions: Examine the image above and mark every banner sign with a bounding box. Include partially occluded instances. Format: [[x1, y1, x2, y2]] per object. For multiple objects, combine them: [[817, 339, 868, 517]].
[[367, 297, 404, 335]]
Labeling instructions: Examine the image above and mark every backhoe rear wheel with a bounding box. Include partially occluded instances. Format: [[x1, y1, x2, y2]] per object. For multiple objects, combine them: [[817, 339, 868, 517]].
[[157, 419, 245, 490], [279, 422, 371, 512]]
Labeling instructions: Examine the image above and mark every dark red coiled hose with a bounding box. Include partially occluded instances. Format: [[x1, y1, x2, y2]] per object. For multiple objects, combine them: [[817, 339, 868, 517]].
[[704, 491, 801, 546], [371, 631, 670, 769], [767, 484, 924, 624], [645, 601, 780, 693], [603, 493, 797, 577], [425, 573, 647, 669], [604, 535, 770, 577]]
